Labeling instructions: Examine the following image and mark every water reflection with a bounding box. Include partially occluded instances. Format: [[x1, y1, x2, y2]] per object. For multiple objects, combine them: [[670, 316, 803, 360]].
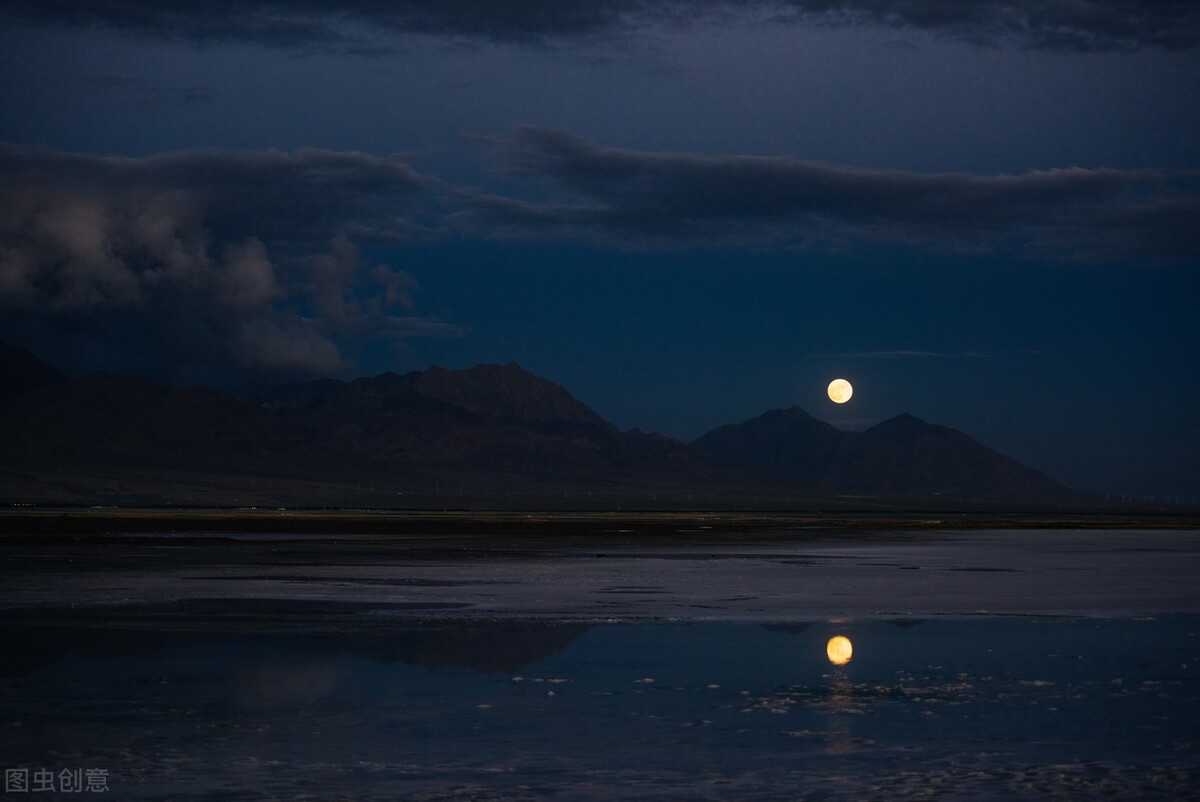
[[373, 623, 591, 673], [826, 635, 853, 665], [822, 632, 857, 753], [1, 617, 1196, 800], [823, 670, 856, 754], [0, 622, 592, 677]]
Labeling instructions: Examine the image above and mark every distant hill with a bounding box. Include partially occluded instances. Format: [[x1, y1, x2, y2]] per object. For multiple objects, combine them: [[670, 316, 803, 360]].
[[405, 363, 616, 430], [690, 406, 843, 483], [0, 339, 1079, 506], [0, 340, 68, 405], [691, 407, 1076, 501], [0, 343, 720, 501], [260, 364, 710, 478], [1, 370, 295, 469]]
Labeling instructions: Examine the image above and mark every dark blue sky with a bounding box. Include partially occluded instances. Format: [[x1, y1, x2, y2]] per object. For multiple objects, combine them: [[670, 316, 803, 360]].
[[2, 1, 1198, 497]]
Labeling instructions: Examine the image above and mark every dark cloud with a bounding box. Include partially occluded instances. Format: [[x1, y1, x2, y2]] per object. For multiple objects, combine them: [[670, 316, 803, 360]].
[[775, 1, 1200, 52], [4, 1, 1198, 52], [453, 126, 1200, 261], [0, 144, 462, 384], [2, 131, 1193, 388], [0, 0, 683, 50]]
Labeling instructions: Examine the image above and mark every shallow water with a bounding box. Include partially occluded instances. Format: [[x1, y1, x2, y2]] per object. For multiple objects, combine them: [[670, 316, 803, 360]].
[[3, 616, 1197, 800], [7, 529, 1200, 621]]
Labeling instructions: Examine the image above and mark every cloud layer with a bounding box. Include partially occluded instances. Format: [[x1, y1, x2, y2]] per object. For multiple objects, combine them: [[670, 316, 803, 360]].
[[456, 126, 1200, 261], [777, 0, 1200, 52], [3, 132, 1195, 384], [0, 144, 461, 382], [5, 0, 1199, 52]]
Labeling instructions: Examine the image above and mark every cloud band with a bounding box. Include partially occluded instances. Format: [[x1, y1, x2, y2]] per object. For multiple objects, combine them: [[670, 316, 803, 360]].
[[4, 1, 1198, 52]]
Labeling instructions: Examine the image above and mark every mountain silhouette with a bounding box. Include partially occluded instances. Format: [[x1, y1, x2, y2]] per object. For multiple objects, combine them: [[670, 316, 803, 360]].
[[1, 370, 294, 469], [691, 408, 1075, 501], [0, 340, 68, 404], [0, 343, 718, 497], [690, 406, 844, 482], [0, 340, 1078, 505], [259, 364, 707, 477]]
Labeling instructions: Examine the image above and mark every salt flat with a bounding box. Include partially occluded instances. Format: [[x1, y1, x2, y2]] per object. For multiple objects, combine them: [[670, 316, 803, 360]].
[[4, 527, 1198, 624]]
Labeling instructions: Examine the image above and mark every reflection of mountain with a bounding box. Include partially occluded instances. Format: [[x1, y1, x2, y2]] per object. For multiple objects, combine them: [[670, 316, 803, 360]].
[[2, 621, 590, 676], [760, 622, 815, 636], [357, 623, 591, 674]]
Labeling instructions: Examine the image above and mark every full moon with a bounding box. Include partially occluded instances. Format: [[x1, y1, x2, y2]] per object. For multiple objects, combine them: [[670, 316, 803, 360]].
[[827, 378, 853, 404], [826, 635, 853, 665]]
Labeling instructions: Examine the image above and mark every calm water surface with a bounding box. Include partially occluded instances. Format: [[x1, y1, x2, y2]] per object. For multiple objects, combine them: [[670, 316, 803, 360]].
[[3, 616, 1197, 800]]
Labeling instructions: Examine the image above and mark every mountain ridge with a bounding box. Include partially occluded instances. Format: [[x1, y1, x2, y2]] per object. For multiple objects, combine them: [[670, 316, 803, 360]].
[[691, 407, 1075, 502], [0, 340, 1080, 505], [0, 340, 69, 405]]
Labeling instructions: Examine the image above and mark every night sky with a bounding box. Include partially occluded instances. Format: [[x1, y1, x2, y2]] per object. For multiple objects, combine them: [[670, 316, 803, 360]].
[[1, 2, 1198, 498]]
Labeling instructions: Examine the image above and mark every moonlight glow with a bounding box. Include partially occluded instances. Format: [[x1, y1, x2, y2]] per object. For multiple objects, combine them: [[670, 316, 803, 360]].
[[827, 378, 853, 404], [826, 635, 853, 665]]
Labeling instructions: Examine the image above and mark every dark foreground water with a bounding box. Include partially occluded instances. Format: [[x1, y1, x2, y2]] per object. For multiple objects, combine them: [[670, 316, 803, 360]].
[[2, 616, 1197, 800]]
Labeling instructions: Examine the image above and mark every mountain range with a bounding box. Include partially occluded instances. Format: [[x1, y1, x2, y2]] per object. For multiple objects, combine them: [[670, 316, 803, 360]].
[[691, 406, 1070, 501], [0, 341, 1078, 507]]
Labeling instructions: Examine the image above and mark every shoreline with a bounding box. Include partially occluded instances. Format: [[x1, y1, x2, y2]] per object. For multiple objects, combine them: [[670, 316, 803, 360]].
[[3, 507, 1200, 544], [3, 523, 1198, 625]]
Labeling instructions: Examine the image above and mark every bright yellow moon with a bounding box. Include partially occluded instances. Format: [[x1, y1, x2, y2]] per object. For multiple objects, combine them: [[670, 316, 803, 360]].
[[826, 635, 853, 665], [827, 378, 853, 404]]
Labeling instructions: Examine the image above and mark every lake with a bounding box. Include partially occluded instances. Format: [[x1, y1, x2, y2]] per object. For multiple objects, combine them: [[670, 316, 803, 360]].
[[2, 524, 1198, 799]]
